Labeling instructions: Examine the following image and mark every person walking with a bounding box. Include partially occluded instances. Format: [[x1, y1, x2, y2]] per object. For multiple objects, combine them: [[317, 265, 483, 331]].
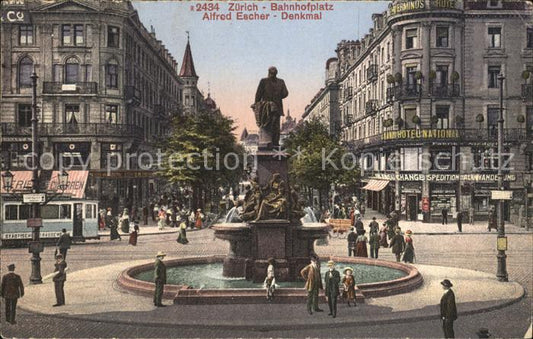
[[354, 217, 364, 234], [53, 254, 67, 307], [379, 222, 389, 248], [341, 267, 356, 307], [469, 206, 475, 225], [488, 206, 497, 232], [176, 220, 189, 245], [158, 208, 166, 231], [152, 202, 159, 222], [56, 228, 72, 260], [129, 224, 139, 246], [108, 209, 121, 241], [142, 204, 149, 226], [355, 230, 368, 257], [263, 258, 277, 302], [324, 260, 340, 318], [440, 279, 457, 338], [119, 208, 130, 234], [442, 207, 449, 225], [457, 210, 463, 233], [300, 256, 324, 315], [1, 264, 24, 325], [402, 230, 415, 263], [369, 217, 379, 233], [389, 229, 405, 262], [347, 228, 356, 256], [195, 209, 204, 229], [369, 230, 380, 259], [153, 251, 167, 307]]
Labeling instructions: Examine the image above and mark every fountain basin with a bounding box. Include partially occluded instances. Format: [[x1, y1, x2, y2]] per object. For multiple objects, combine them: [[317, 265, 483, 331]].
[[116, 255, 423, 304]]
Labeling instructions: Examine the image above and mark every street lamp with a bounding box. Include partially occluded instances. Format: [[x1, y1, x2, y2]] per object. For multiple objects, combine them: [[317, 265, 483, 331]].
[[58, 170, 69, 191], [2, 170, 13, 192], [496, 73, 508, 282]]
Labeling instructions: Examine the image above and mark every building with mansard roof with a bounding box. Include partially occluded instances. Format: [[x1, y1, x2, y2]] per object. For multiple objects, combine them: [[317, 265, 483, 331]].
[[303, 0, 533, 225]]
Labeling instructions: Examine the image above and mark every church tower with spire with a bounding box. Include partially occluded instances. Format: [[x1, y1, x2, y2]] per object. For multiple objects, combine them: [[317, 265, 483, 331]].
[[179, 34, 199, 115]]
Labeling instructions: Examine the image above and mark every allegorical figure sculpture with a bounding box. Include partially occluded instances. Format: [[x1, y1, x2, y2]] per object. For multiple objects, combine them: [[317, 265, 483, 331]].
[[255, 173, 288, 221], [252, 67, 289, 148]]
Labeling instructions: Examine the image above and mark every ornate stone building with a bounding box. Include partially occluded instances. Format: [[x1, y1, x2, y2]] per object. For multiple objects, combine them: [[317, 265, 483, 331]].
[[0, 0, 195, 212], [304, 0, 533, 224]]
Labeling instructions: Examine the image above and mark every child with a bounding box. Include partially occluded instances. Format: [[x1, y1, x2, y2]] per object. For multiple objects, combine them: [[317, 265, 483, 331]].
[[342, 267, 356, 307], [263, 258, 278, 302]]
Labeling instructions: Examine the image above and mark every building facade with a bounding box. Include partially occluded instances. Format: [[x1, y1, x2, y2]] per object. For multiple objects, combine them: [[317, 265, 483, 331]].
[[304, 0, 533, 224], [0, 0, 189, 213]]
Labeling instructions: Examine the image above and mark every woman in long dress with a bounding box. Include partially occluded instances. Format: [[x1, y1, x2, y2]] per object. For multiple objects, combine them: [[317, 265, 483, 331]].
[[158, 209, 166, 230], [341, 267, 356, 307], [119, 208, 130, 234], [107, 209, 121, 241], [195, 209, 204, 229], [176, 221, 189, 245], [263, 258, 277, 301], [379, 223, 389, 248], [402, 230, 415, 263], [129, 224, 139, 246], [355, 230, 368, 257]]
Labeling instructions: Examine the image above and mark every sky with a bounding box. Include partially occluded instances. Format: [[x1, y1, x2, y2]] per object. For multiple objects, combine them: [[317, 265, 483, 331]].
[[133, 1, 390, 135]]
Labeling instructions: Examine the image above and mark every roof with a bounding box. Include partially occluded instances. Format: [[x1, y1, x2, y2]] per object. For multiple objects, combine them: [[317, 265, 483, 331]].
[[179, 39, 198, 78]]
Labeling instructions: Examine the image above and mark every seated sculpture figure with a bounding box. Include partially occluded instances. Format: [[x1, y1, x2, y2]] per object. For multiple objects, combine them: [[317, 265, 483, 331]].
[[254, 173, 288, 221]]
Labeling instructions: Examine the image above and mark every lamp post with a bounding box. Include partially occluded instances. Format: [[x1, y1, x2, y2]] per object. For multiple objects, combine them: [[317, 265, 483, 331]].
[[496, 73, 508, 282]]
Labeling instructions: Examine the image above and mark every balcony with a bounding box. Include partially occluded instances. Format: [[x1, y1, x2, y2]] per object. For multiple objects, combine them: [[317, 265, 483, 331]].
[[431, 83, 460, 98], [387, 84, 421, 100], [365, 100, 379, 115], [1, 123, 144, 140], [42, 82, 97, 94], [125, 86, 141, 106], [344, 87, 353, 101], [367, 64, 378, 82], [522, 84, 532, 101], [460, 128, 528, 143]]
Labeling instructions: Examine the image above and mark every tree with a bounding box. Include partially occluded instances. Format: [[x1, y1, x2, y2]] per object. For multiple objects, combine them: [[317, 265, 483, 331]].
[[159, 111, 245, 211], [284, 117, 360, 210]]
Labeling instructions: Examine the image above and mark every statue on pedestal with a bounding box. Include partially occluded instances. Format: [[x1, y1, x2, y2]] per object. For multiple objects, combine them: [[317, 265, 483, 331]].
[[251, 67, 288, 148]]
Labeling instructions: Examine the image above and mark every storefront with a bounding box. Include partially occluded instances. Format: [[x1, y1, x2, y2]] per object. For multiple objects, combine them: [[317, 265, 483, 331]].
[[401, 182, 422, 221]]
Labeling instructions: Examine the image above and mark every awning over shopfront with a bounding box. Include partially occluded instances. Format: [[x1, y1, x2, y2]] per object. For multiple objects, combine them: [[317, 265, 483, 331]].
[[362, 179, 390, 191], [0, 171, 33, 194], [47, 170, 88, 199]]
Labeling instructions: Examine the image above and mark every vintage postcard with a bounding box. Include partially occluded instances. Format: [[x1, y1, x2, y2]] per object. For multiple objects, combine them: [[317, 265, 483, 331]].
[[0, 0, 532, 338]]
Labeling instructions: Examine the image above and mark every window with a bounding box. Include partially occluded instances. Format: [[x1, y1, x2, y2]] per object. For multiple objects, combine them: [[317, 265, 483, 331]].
[[405, 29, 417, 49], [488, 66, 501, 88], [19, 25, 33, 45], [106, 63, 118, 88], [406, 66, 417, 86], [487, 0, 502, 8], [105, 105, 118, 123], [108, 26, 120, 48], [62, 25, 71, 45], [74, 24, 84, 45], [18, 104, 32, 127], [436, 105, 450, 129], [404, 107, 417, 129], [5, 206, 18, 220], [436, 65, 449, 86], [436, 27, 449, 47], [526, 106, 533, 138], [65, 104, 80, 124], [18, 57, 33, 88], [527, 27, 533, 48], [41, 205, 59, 219], [430, 146, 454, 171], [487, 106, 499, 137], [488, 27, 501, 48], [65, 57, 79, 84]]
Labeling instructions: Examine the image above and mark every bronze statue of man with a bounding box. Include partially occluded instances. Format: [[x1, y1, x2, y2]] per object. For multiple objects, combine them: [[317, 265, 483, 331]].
[[252, 67, 289, 148]]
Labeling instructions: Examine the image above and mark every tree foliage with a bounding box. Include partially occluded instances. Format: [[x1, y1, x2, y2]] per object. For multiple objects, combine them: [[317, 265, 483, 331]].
[[284, 117, 360, 197]]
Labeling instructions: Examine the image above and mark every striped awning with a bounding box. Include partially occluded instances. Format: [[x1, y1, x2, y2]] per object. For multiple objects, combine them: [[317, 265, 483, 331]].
[[47, 170, 88, 199], [1, 171, 33, 194], [362, 179, 390, 191]]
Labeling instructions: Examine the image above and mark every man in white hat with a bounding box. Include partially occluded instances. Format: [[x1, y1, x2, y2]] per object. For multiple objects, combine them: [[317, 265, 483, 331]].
[[153, 251, 167, 307]]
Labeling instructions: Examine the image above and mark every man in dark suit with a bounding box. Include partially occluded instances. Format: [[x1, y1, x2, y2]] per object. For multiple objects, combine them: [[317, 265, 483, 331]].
[[53, 254, 67, 306], [253, 66, 289, 147], [56, 228, 72, 260], [440, 279, 457, 338], [442, 207, 449, 225], [300, 256, 323, 315], [456, 211, 463, 233], [324, 260, 340, 318], [1, 264, 24, 324], [154, 251, 167, 307], [347, 228, 356, 256]]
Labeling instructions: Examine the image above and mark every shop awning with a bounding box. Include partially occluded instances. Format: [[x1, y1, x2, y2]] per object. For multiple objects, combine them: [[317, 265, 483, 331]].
[[47, 170, 88, 199], [362, 179, 390, 191], [0, 171, 33, 194]]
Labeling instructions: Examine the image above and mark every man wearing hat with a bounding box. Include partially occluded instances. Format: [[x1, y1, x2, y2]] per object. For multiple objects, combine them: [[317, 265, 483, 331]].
[[440, 279, 457, 338], [153, 251, 167, 307], [389, 229, 405, 262], [1, 264, 24, 324], [347, 228, 357, 256], [53, 254, 67, 306], [300, 256, 323, 314], [324, 260, 340, 318], [56, 228, 72, 260]]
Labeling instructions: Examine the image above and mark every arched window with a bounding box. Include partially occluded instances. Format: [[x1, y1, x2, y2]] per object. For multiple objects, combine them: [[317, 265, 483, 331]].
[[19, 57, 33, 88], [65, 57, 79, 84]]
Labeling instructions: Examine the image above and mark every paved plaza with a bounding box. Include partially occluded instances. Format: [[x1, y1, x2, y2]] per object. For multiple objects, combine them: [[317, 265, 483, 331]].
[[1, 212, 532, 338]]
